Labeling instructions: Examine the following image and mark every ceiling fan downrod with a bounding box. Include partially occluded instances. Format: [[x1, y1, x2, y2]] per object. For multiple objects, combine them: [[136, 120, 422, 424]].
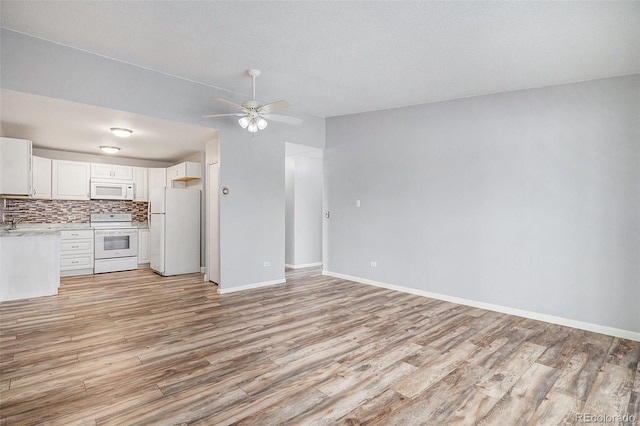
[[247, 69, 261, 101]]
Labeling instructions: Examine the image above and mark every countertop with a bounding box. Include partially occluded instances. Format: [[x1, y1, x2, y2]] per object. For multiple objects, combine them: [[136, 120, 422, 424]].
[[1, 221, 148, 237], [0, 229, 61, 238]]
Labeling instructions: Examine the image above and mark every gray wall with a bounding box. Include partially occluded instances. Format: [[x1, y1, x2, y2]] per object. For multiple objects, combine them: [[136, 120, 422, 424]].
[[325, 75, 640, 333], [219, 136, 285, 287], [1, 29, 325, 291]]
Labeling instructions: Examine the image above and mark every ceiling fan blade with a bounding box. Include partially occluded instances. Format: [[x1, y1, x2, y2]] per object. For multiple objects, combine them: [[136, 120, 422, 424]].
[[258, 100, 292, 114], [214, 97, 248, 112], [262, 114, 303, 126], [202, 113, 244, 118]]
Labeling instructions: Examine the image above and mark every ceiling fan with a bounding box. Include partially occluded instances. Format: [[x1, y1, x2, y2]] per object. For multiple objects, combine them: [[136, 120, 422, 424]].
[[203, 69, 302, 133]]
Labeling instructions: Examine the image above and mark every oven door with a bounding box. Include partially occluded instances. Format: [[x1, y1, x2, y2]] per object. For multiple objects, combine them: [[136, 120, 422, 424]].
[[94, 229, 138, 259]]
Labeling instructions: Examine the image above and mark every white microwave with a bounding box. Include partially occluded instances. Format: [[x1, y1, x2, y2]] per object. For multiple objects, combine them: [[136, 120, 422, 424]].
[[90, 180, 134, 200]]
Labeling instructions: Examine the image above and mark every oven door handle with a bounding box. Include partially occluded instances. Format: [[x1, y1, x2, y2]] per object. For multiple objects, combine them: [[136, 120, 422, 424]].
[[94, 230, 137, 237]]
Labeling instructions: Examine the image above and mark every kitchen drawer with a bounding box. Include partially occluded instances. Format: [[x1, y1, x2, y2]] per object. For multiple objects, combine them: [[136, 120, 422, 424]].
[[60, 229, 94, 240], [60, 253, 94, 270], [60, 240, 93, 254]]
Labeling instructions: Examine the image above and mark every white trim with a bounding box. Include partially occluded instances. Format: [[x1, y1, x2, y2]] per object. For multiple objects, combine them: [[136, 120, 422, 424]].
[[218, 279, 286, 294], [322, 270, 640, 342], [285, 262, 323, 269], [200, 267, 206, 274]]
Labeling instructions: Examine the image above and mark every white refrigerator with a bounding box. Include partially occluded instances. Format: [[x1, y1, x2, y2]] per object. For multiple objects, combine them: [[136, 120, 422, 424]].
[[149, 188, 201, 276]]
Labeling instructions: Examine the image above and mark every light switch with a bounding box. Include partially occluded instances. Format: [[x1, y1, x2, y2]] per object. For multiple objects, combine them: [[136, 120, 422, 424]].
[[356, 200, 361, 207]]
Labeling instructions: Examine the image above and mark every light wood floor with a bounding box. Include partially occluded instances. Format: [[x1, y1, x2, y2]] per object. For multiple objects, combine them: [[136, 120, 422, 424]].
[[1, 268, 638, 425]]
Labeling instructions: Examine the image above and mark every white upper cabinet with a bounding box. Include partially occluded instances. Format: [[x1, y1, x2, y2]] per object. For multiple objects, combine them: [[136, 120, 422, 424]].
[[167, 161, 202, 182], [52, 160, 90, 200], [148, 168, 167, 199], [132, 167, 148, 202], [0, 137, 32, 196], [90, 163, 133, 181], [32, 156, 52, 199]]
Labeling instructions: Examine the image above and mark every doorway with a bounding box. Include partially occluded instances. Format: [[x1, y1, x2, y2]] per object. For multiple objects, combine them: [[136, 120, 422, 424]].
[[284, 143, 323, 269]]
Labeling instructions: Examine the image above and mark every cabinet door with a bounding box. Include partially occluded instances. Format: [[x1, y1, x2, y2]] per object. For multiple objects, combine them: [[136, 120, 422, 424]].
[[167, 164, 181, 183], [0, 137, 32, 195], [184, 161, 202, 179], [167, 161, 202, 182], [32, 156, 52, 199], [133, 167, 148, 201], [148, 168, 167, 198], [138, 228, 150, 263], [90, 163, 113, 179], [52, 160, 90, 200], [112, 165, 133, 180], [91, 163, 133, 180]]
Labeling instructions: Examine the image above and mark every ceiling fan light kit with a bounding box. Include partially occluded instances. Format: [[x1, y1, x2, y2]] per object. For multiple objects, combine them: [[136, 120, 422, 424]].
[[203, 69, 303, 133]]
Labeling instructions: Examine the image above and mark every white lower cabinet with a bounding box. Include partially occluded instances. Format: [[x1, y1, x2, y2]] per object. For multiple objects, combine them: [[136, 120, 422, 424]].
[[138, 228, 150, 265], [60, 229, 94, 277]]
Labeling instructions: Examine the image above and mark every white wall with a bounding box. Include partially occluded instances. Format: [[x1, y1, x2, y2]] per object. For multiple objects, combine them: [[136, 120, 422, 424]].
[[285, 157, 296, 265], [33, 148, 172, 168], [285, 156, 323, 267], [293, 157, 323, 266], [205, 137, 220, 283], [325, 75, 640, 335]]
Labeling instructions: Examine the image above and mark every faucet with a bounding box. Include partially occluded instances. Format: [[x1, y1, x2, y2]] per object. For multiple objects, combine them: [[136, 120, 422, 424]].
[[10, 217, 22, 230]]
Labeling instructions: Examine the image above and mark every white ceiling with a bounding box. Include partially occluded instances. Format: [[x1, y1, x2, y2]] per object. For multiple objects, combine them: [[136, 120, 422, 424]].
[[2, 1, 638, 118], [1, 90, 216, 163]]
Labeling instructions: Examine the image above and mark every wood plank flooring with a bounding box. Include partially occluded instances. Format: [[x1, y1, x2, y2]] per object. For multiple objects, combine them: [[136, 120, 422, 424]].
[[1, 267, 638, 425]]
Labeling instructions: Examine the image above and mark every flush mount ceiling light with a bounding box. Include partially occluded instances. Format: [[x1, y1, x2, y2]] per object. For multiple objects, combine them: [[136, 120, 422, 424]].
[[203, 69, 302, 133], [110, 127, 133, 137], [100, 146, 120, 154]]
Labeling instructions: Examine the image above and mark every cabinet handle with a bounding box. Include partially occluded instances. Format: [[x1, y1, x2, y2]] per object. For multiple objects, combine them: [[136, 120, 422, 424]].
[[71, 261, 79, 264], [71, 245, 79, 248]]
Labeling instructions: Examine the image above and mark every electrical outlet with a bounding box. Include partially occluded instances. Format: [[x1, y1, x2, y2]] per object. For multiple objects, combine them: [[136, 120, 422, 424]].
[[370, 261, 377, 267], [264, 261, 271, 267]]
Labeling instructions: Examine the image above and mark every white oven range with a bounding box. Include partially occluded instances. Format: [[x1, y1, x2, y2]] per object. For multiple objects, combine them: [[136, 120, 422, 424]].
[[91, 213, 138, 274]]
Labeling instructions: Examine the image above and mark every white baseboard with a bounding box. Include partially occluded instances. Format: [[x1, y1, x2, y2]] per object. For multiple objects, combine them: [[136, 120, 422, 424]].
[[218, 279, 286, 294], [285, 262, 323, 269], [322, 270, 640, 342], [200, 267, 206, 274]]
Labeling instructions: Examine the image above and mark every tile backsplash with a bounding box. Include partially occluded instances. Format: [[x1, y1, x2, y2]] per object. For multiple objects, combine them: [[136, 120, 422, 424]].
[[1, 199, 148, 224]]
